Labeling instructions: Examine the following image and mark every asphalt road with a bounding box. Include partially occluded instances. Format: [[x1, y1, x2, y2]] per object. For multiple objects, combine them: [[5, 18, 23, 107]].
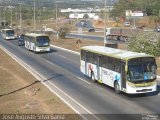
[[0, 36, 160, 120]]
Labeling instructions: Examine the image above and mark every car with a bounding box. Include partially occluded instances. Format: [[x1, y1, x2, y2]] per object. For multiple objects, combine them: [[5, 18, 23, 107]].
[[123, 22, 130, 27], [88, 28, 95, 32], [17, 34, 25, 46]]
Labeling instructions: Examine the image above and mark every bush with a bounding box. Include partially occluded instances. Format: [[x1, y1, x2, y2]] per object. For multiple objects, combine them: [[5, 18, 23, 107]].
[[57, 25, 71, 39], [127, 31, 160, 57]]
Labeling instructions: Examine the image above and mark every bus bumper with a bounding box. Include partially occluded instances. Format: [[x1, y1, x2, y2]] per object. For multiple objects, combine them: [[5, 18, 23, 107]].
[[126, 82, 157, 94]]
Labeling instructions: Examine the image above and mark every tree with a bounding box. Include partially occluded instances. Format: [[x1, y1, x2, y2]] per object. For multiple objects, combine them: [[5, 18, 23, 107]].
[[57, 25, 71, 39], [127, 31, 160, 56], [83, 14, 89, 19]]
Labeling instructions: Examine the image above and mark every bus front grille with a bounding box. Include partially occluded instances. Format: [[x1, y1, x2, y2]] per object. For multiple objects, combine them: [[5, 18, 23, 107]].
[[136, 89, 152, 92]]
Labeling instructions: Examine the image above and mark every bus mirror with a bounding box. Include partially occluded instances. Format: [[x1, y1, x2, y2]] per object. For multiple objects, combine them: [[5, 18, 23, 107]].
[[151, 65, 157, 73]]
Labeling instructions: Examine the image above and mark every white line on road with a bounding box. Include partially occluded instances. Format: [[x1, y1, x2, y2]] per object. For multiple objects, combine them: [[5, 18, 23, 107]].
[[45, 56, 91, 85], [76, 77, 91, 85], [58, 55, 66, 59], [46, 60, 56, 66], [46, 60, 91, 85], [0, 45, 100, 120], [51, 45, 80, 55]]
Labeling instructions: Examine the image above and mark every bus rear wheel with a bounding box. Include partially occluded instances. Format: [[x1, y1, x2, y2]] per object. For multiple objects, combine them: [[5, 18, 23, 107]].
[[114, 82, 121, 94]]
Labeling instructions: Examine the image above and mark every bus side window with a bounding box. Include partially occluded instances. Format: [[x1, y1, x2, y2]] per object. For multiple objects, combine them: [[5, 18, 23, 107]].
[[115, 65, 120, 73], [101, 56, 107, 68], [81, 50, 85, 61], [86, 52, 90, 62], [107, 57, 114, 70], [89, 53, 93, 63], [93, 53, 98, 64], [114, 59, 121, 73]]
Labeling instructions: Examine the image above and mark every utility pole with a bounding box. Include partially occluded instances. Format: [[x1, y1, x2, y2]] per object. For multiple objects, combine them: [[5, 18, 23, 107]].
[[10, 6, 13, 28], [33, 0, 36, 30], [55, 0, 58, 40], [104, 0, 107, 45], [133, 12, 136, 28], [18, 3, 22, 33], [3, 7, 6, 21]]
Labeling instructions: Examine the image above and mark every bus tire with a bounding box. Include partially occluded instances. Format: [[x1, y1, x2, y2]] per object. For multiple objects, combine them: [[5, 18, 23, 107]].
[[114, 81, 121, 94], [91, 72, 96, 82]]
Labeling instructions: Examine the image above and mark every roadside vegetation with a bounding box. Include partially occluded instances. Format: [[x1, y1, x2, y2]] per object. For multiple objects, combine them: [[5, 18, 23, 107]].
[[111, 0, 160, 27], [127, 31, 160, 56]]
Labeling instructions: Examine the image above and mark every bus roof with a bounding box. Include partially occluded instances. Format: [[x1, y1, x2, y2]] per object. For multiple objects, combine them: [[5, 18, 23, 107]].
[[25, 33, 48, 37], [2, 28, 14, 31], [81, 46, 154, 60]]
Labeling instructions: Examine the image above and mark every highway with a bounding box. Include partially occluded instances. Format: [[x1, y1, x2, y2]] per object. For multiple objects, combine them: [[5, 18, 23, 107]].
[[0, 36, 160, 120]]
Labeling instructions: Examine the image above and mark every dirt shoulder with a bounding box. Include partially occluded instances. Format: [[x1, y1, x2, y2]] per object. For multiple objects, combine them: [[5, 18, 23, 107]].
[[0, 48, 80, 119]]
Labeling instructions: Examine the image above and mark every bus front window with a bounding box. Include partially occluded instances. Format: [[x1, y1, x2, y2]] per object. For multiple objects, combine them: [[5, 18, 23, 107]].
[[128, 63, 156, 82], [36, 36, 50, 47], [6, 30, 15, 36]]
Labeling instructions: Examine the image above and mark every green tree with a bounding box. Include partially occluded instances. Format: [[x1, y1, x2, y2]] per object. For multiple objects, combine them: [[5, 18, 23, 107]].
[[57, 25, 71, 39], [127, 31, 160, 56]]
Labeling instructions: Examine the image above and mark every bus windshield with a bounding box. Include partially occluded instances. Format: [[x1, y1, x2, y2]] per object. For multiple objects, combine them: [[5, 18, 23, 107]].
[[6, 30, 15, 36], [36, 36, 50, 47], [128, 63, 156, 82]]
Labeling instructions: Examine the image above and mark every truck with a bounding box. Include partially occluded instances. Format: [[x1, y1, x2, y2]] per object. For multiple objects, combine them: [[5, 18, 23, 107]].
[[105, 27, 141, 42]]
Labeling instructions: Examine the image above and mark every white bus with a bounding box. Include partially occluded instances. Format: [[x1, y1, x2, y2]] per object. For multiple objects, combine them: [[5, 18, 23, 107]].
[[80, 46, 157, 94], [1, 29, 16, 40], [24, 33, 50, 53]]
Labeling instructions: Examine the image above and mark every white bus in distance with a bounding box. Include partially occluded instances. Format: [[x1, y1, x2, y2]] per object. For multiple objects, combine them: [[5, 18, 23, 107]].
[[80, 46, 157, 94], [1, 29, 16, 40], [24, 33, 50, 53]]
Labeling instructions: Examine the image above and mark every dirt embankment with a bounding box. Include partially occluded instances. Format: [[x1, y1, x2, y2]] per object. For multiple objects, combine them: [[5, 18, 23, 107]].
[[0, 48, 81, 119]]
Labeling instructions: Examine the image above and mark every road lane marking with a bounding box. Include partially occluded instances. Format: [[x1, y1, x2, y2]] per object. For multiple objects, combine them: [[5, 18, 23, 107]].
[[58, 55, 66, 59], [46, 60, 91, 85], [76, 77, 91, 85], [46, 60, 56, 66], [51, 45, 80, 55], [0, 45, 100, 120]]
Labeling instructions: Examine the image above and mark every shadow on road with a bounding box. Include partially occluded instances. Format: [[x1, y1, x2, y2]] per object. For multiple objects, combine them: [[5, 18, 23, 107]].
[[0, 74, 64, 98]]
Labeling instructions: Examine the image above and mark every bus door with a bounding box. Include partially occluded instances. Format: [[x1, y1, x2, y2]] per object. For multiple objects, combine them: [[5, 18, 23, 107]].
[[121, 62, 126, 90], [84, 52, 87, 75]]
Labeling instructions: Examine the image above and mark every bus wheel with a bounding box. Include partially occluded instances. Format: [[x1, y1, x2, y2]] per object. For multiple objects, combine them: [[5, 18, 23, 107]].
[[91, 72, 96, 82], [114, 82, 121, 94]]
